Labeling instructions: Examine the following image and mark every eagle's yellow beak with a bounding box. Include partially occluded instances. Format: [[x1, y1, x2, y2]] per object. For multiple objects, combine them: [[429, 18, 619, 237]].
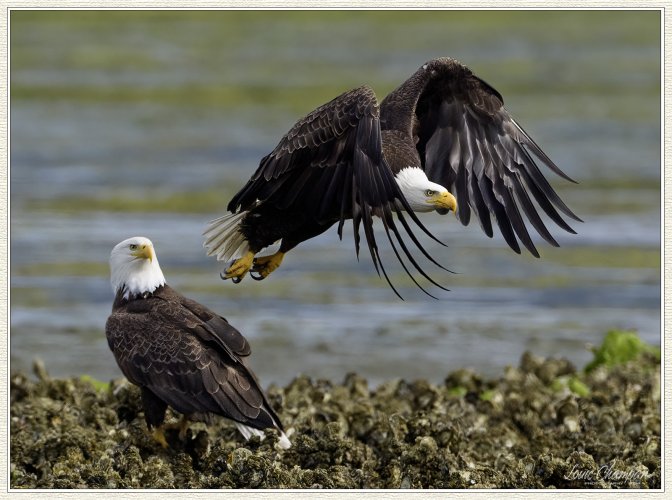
[[132, 244, 154, 262], [430, 191, 457, 213]]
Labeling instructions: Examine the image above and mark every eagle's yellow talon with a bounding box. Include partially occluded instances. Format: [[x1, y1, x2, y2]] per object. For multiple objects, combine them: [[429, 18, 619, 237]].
[[252, 252, 285, 279], [224, 251, 255, 281], [164, 416, 190, 440], [152, 427, 170, 448]]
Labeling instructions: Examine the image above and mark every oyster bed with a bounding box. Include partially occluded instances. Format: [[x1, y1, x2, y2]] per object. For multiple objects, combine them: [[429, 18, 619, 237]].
[[10, 335, 661, 489]]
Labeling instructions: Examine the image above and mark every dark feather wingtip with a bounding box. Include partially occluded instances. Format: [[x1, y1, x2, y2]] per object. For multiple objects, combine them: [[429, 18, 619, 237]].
[[435, 236, 449, 248], [521, 237, 541, 258]]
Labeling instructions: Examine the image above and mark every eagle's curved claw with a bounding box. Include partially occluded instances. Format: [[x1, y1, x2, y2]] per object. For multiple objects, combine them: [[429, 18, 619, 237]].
[[250, 252, 285, 282], [249, 270, 266, 281], [220, 271, 244, 283], [221, 251, 255, 284]]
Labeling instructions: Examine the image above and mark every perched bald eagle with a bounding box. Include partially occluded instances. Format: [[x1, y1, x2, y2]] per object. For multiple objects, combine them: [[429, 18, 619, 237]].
[[105, 236, 290, 449], [204, 57, 581, 297]]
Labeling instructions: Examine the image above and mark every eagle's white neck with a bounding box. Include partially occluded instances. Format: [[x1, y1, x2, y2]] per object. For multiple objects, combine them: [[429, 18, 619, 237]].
[[110, 237, 166, 300]]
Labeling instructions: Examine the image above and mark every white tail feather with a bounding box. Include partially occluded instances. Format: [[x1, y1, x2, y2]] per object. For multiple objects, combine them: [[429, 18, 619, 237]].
[[203, 210, 282, 263], [234, 421, 265, 441], [203, 211, 245, 245], [234, 422, 292, 449], [223, 234, 248, 261], [203, 211, 249, 262], [277, 432, 292, 450], [204, 214, 245, 249]]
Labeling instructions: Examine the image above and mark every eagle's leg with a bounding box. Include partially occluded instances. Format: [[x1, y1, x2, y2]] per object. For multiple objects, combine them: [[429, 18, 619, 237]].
[[248, 220, 331, 281], [178, 416, 190, 440], [222, 251, 255, 282], [151, 417, 190, 448], [141, 387, 170, 448], [152, 427, 170, 448], [250, 252, 285, 280], [164, 415, 191, 440]]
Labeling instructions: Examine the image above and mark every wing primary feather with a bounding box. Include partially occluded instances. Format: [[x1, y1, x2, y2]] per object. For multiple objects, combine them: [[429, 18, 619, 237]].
[[472, 130, 524, 253], [456, 107, 482, 225], [455, 162, 471, 226], [518, 145, 583, 222], [468, 165, 493, 237], [393, 206, 454, 273], [494, 179, 539, 257], [381, 215, 439, 299], [370, 225, 404, 301], [518, 168, 577, 234], [511, 117, 578, 184], [482, 139, 539, 257], [361, 205, 381, 276], [382, 207, 450, 294], [353, 130, 384, 275], [491, 202, 522, 254], [351, 199, 364, 260], [477, 174, 521, 253], [337, 165, 353, 240], [379, 257, 404, 300], [510, 173, 560, 247]]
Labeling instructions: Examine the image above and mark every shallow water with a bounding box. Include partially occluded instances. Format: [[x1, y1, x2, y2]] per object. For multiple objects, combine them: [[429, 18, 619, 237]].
[[10, 11, 661, 386]]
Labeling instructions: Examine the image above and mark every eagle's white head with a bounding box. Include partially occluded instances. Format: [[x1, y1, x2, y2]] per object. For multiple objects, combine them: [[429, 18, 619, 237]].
[[110, 236, 166, 299], [394, 167, 457, 214]]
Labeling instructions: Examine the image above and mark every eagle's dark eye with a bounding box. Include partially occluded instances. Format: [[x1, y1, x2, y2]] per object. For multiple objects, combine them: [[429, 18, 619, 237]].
[[129, 244, 138, 251], [425, 189, 435, 197]]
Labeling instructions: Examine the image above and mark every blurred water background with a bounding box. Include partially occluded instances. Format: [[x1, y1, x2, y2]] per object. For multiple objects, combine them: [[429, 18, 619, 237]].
[[10, 10, 661, 386]]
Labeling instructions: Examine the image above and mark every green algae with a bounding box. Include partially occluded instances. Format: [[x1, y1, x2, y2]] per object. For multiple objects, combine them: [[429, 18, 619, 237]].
[[585, 329, 661, 373], [78, 375, 110, 393], [10, 331, 660, 489], [567, 376, 591, 398]]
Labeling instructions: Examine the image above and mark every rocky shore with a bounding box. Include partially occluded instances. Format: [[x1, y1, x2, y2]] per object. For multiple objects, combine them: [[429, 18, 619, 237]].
[[10, 330, 661, 489]]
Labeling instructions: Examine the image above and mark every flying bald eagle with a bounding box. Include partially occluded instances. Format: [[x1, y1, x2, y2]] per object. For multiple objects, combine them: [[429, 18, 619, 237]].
[[105, 236, 290, 449], [204, 57, 581, 297]]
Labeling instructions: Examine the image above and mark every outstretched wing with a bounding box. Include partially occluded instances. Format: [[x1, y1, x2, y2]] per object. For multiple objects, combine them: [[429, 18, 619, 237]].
[[382, 57, 582, 257], [105, 289, 282, 431], [229, 86, 447, 298]]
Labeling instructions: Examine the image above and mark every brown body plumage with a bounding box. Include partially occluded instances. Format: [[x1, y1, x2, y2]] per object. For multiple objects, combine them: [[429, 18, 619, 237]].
[[106, 237, 290, 448]]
